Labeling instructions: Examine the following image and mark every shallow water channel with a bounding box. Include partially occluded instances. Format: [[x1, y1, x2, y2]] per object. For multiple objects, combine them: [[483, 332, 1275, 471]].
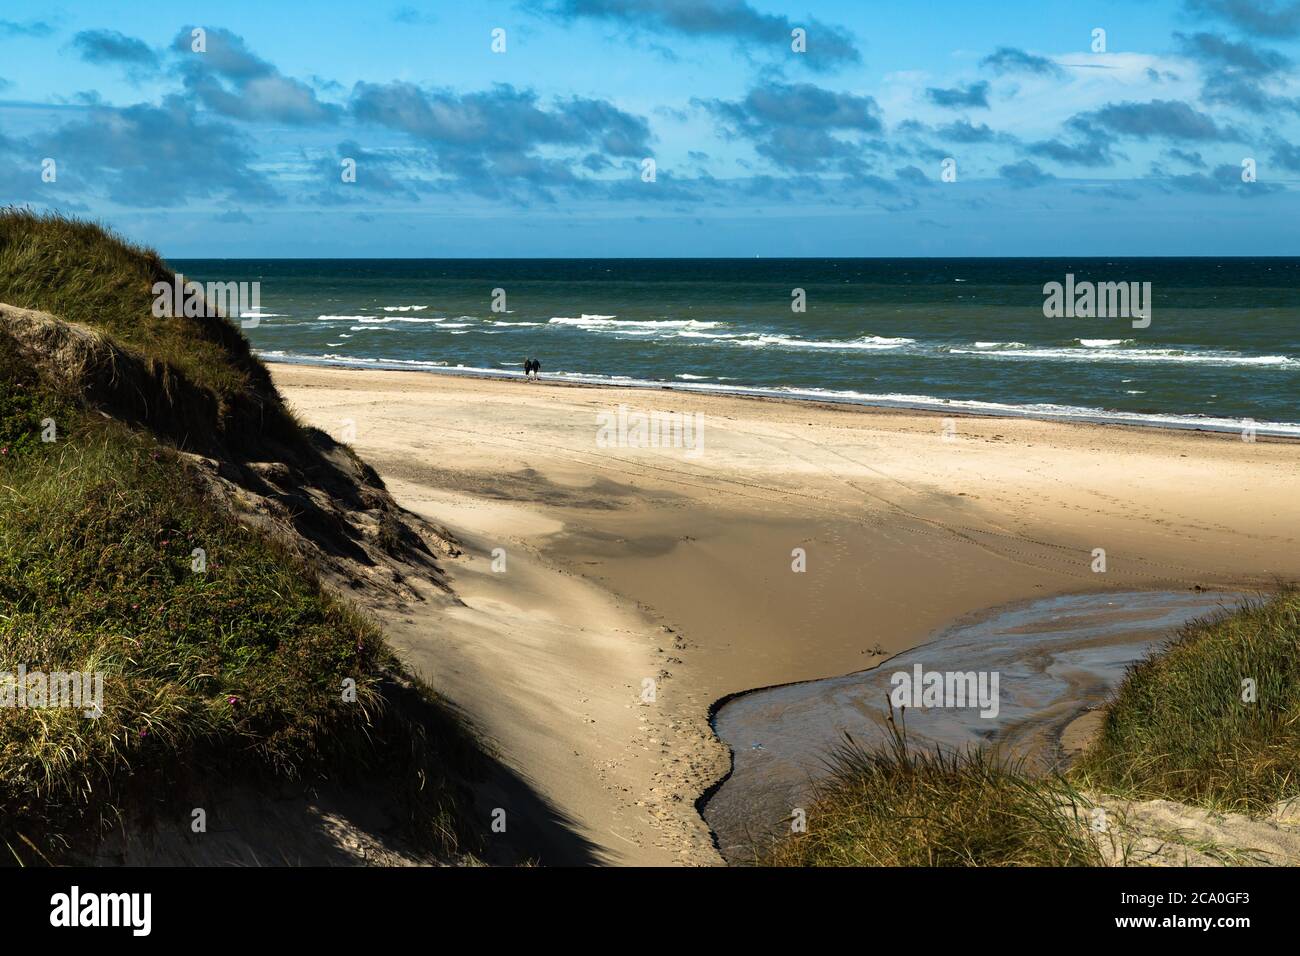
[[703, 589, 1245, 863]]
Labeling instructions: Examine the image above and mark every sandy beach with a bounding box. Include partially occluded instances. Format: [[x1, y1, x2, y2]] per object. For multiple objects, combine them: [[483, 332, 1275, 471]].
[[272, 364, 1300, 866]]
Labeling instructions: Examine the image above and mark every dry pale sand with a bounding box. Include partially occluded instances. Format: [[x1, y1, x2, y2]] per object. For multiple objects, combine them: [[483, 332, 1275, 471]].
[[272, 364, 1300, 866], [1090, 793, 1300, 866]]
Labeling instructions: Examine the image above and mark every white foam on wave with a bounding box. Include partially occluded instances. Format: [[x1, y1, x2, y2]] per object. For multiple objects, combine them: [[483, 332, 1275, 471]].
[[382, 305, 428, 312], [318, 314, 373, 322], [549, 315, 722, 330], [734, 334, 915, 350], [337, 319, 481, 332], [356, 316, 443, 324], [952, 346, 1295, 367]]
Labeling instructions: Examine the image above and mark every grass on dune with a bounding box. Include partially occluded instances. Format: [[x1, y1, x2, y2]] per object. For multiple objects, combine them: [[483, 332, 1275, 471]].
[[0, 211, 484, 862], [0, 208, 256, 398], [1071, 591, 1300, 813], [0, 377, 479, 861], [761, 717, 1106, 867]]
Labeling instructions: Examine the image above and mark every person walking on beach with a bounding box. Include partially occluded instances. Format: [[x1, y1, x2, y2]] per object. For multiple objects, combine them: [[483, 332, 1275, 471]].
[[523, 357, 541, 380]]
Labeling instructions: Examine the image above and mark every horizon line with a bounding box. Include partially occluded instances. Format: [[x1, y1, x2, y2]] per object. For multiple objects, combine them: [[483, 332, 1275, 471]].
[[162, 254, 1300, 261]]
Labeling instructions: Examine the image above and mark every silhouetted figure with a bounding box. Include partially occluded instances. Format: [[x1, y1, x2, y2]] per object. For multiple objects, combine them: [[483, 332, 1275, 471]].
[[523, 357, 541, 379]]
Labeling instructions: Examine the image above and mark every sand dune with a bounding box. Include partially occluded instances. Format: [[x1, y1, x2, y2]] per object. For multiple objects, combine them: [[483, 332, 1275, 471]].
[[272, 364, 1300, 865]]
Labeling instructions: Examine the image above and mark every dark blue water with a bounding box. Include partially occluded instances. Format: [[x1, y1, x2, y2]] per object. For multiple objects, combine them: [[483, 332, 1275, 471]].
[[172, 258, 1300, 434]]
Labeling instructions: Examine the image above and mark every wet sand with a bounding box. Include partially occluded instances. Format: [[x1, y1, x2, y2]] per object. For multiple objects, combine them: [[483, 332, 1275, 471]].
[[271, 363, 1300, 865]]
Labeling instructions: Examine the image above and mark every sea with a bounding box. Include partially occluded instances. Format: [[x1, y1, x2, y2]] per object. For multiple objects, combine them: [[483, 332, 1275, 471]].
[[169, 257, 1300, 435]]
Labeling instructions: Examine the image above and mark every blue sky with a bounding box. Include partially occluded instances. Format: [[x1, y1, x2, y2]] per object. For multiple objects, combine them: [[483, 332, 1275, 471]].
[[3, 0, 1300, 256]]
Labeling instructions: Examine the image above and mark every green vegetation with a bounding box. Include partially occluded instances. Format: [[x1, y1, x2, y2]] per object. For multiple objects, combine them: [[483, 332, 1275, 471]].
[[0, 334, 70, 458], [0, 210, 482, 863], [762, 720, 1104, 867], [0, 210, 258, 399], [1073, 590, 1300, 813]]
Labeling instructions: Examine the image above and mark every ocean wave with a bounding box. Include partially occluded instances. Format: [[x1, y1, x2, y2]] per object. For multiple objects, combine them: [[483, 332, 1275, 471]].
[[673, 330, 748, 340], [240, 311, 286, 318], [318, 314, 374, 322], [1076, 338, 1134, 348], [951, 346, 1296, 367], [548, 316, 722, 330], [355, 316, 444, 324], [382, 305, 428, 312], [733, 334, 915, 350]]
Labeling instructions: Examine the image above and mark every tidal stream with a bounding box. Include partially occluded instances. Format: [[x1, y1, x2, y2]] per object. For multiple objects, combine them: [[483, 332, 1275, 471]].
[[703, 589, 1246, 863]]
